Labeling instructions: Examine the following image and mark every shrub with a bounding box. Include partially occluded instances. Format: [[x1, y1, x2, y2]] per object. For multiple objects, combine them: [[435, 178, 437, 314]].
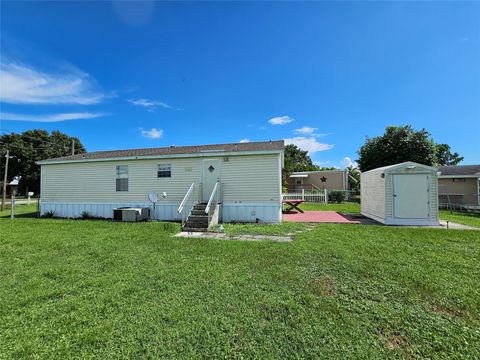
[[80, 211, 91, 220], [41, 210, 55, 218], [328, 190, 348, 203]]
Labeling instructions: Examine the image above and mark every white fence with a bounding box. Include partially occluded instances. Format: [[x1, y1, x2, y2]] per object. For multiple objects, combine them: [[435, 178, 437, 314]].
[[282, 189, 328, 204]]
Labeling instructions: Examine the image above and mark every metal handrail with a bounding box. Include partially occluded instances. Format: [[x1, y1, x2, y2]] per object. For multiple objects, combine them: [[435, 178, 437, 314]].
[[205, 182, 219, 214], [178, 182, 195, 214]]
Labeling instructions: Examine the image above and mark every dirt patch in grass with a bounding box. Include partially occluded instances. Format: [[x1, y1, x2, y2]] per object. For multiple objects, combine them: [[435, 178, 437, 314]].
[[431, 303, 465, 318], [384, 333, 408, 351], [310, 275, 336, 296]]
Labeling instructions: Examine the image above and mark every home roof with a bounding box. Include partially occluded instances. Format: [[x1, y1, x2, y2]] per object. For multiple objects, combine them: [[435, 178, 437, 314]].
[[291, 170, 346, 174], [38, 140, 284, 164], [438, 165, 480, 177]]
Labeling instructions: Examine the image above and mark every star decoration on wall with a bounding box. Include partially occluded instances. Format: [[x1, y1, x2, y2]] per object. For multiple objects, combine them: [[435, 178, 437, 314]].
[[321, 176, 327, 182]]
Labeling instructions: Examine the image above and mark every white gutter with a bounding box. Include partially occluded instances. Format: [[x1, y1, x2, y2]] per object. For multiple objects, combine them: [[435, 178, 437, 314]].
[[438, 175, 480, 179]]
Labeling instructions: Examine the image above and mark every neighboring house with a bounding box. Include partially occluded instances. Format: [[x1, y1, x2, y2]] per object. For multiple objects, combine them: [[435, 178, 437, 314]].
[[37, 140, 284, 226], [286, 170, 349, 191], [437, 165, 480, 209]]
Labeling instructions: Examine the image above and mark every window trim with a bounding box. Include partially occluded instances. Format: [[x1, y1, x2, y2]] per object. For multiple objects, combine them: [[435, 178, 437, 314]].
[[157, 163, 172, 178], [116, 165, 129, 192]]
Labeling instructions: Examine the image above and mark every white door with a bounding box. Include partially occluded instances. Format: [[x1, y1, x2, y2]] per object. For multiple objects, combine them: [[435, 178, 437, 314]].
[[393, 174, 429, 218], [202, 159, 221, 202]]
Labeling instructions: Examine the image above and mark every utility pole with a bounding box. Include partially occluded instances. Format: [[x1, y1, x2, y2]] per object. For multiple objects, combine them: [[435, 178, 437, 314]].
[[71, 139, 75, 156], [2, 150, 10, 211]]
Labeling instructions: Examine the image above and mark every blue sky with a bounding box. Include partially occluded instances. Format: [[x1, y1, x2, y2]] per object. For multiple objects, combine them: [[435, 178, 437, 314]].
[[1, 1, 479, 167]]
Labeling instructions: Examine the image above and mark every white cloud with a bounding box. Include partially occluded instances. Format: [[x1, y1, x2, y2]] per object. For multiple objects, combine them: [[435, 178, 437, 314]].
[[294, 126, 318, 135], [0, 112, 105, 122], [268, 115, 294, 125], [0, 60, 105, 105], [314, 160, 331, 166], [284, 136, 334, 155], [128, 98, 173, 111], [341, 156, 358, 168], [139, 127, 163, 139], [239, 139, 250, 143]]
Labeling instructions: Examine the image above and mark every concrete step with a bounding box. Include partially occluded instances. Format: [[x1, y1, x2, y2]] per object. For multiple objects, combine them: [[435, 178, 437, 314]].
[[182, 227, 209, 232]]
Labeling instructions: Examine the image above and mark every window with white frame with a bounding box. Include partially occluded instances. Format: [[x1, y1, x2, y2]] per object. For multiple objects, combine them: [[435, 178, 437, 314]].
[[116, 165, 128, 191], [157, 164, 171, 178]]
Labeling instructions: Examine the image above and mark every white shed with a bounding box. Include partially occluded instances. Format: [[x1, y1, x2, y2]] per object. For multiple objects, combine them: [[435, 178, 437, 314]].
[[361, 162, 439, 226]]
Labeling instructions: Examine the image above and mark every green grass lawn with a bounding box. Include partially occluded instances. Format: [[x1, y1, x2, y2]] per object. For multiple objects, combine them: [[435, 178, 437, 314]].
[[1, 205, 479, 358], [300, 201, 361, 214]]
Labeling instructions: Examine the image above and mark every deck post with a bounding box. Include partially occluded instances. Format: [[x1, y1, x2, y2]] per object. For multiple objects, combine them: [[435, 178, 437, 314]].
[[324, 189, 328, 205], [302, 189, 305, 201]]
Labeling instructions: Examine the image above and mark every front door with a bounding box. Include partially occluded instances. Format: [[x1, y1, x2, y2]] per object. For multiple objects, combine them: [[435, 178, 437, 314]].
[[393, 174, 429, 218], [202, 159, 221, 202]]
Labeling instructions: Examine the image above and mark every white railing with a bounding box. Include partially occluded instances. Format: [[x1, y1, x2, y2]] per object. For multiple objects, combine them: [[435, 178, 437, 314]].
[[283, 189, 328, 203], [205, 182, 221, 227], [178, 182, 201, 227]]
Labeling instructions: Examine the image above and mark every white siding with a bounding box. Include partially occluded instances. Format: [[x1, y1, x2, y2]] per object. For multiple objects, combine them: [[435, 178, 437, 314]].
[[40, 153, 282, 222], [222, 154, 281, 202], [41, 157, 202, 203], [360, 169, 386, 221]]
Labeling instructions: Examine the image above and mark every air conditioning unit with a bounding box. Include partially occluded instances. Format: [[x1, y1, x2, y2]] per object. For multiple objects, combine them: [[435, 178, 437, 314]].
[[113, 207, 150, 222]]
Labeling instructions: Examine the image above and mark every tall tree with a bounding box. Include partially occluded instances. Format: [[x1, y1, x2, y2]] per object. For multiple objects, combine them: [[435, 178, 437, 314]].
[[357, 125, 462, 172], [0, 130, 86, 194], [283, 144, 320, 174], [347, 166, 360, 191], [434, 143, 464, 166]]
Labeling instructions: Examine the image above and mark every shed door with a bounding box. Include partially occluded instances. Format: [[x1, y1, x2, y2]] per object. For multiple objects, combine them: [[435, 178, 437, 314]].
[[393, 174, 429, 218], [202, 159, 221, 202]]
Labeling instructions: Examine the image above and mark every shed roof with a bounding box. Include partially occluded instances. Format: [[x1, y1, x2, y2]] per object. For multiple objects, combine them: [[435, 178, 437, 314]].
[[438, 165, 480, 177], [362, 161, 437, 174], [38, 140, 284, 164]]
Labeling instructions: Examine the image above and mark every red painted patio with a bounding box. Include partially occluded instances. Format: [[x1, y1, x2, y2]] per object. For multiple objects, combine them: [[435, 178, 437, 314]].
[[283, 211, 361, 224]]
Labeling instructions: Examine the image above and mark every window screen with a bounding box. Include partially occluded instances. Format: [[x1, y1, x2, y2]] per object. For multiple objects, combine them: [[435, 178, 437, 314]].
[[116, 165, 128, 191], [157, 164, 171, 178]]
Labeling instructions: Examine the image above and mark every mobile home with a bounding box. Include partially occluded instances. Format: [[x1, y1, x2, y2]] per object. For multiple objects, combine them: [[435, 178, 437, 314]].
[[437, 165, 480, 210], [286, 170, 349, 191], [38, 141, 284, 228]]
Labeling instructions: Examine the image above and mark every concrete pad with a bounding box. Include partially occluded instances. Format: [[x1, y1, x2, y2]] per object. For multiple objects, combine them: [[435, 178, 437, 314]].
[[175, 232, 292, 242], [283, 211, 361, 224]]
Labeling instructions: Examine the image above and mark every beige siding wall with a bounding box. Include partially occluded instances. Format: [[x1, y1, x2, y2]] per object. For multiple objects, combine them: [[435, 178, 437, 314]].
[[222, 154, 281, 202], [360, 169, 385, 220], [287, 171, 347, 190], [41, 154, 281, 203], [438, 178, 479, 205]]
